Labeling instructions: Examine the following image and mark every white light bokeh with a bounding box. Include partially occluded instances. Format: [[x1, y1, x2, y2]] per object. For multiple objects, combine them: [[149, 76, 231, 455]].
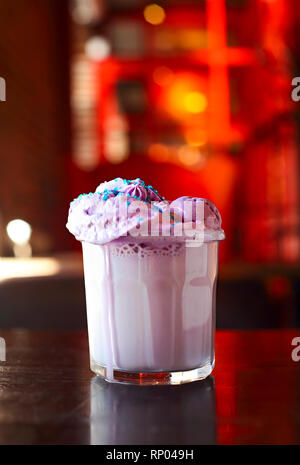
[[85, 36, 111, 61], [6, 219, 32, 245]]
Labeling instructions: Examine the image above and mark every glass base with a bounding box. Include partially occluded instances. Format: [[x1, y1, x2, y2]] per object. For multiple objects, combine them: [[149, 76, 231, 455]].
[[90, 359, 214, 386]]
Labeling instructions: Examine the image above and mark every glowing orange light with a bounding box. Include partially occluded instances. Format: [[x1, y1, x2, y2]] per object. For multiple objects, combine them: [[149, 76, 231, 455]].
[[143, 4, 166, 25], [153, 66, 173, 87], [184, 92, 207, 113], [159, 72, 208, 121], [184, 128, 207, 147], [148, 143, 170, 162], [177, 145, 202, 166]]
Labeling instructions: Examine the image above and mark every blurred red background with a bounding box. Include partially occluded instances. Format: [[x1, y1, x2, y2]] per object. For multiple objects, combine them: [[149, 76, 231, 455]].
[[1, 0, 300, 329], [68, 0, 300, 265]]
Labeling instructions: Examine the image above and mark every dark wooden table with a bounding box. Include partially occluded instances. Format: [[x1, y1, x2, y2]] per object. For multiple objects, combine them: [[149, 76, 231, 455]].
[[0, 330, 299, 445]]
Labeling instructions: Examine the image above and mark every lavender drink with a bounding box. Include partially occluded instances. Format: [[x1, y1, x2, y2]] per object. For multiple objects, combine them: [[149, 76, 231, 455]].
[[67, 178, 224, 385]]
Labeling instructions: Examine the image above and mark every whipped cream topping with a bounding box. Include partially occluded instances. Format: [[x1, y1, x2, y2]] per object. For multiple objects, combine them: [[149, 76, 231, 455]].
[[66, 178, 225, 244]]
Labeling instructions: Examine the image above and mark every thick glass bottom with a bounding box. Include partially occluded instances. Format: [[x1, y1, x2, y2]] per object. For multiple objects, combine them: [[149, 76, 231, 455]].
[[90, 359, 215, 385]]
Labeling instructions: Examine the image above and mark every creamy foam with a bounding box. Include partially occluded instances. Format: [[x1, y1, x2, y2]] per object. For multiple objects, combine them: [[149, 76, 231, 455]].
[[109, 240, 185, 258], [66, 178, 225, 245]]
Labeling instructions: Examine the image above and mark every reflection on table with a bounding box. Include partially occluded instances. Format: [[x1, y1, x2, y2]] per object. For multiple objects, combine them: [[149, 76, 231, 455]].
[[90, 375, 216, 445]]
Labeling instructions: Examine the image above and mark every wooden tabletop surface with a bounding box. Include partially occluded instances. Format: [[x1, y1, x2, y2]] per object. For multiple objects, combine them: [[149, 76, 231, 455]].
[[0, 329, 299, 445]]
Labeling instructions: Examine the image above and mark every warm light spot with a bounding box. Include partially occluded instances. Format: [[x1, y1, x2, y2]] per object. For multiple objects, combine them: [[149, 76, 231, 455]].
[[143, 4, 166, 25], [160, 73, 208, 121], [178, 146, 202, 166], [153, 66, 173, 86], [148, 143, 170, 162], [6, 219, 32, 245], [105, 134, 129, 164], [184, 128, 207, 147], [184, 92, 207, 113], [0, 258, 60, 282]]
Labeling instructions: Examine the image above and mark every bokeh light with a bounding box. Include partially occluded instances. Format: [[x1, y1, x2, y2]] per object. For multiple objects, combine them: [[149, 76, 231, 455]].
[[177, 145, 203, 167], [104, 131, 129, 164], [148, 143, 170, 162], [183, 92, 207, 113], [6, 219, 32, 245], [143, 4, 166, 26], [159, 72, 208, 121], [85, 36, 111, 61]]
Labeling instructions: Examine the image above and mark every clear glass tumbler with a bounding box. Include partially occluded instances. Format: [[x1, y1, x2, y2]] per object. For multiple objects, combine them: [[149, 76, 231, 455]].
[[82, 237, 220, 385]]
